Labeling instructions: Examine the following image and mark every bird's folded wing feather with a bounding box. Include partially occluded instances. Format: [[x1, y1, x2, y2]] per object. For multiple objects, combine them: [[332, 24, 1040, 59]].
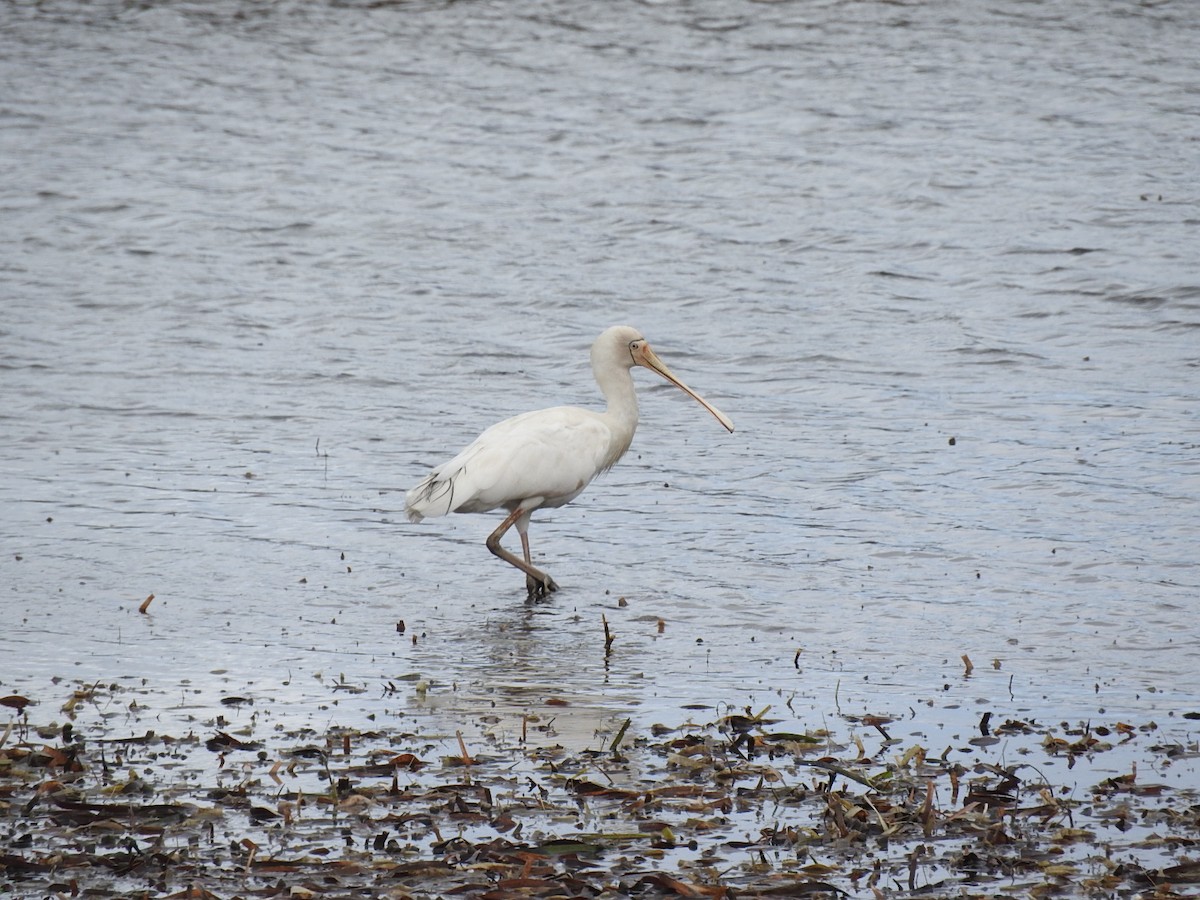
[[406, 406, 614, 518]]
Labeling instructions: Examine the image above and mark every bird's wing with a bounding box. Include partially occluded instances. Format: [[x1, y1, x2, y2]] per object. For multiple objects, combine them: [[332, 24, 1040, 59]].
[[406, 407, 613, 519]]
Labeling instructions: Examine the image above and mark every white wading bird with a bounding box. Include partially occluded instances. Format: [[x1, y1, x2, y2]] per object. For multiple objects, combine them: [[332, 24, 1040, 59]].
[[404, 325, 734, 596]]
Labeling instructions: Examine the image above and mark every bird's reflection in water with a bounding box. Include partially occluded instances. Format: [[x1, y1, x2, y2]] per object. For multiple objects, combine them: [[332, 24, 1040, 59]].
[[404, 594, 636, 751]]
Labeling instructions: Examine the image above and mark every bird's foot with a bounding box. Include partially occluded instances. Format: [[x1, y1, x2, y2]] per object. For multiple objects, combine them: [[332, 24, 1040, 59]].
[[526, 572, 560, 599]]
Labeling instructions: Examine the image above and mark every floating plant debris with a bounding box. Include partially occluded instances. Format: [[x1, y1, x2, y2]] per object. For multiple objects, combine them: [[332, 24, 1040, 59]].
[[1, 680, 1198, 898]]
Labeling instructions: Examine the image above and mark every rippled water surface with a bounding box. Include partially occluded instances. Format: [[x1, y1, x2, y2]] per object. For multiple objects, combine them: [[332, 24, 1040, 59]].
[[3, 0, 1199, 761]]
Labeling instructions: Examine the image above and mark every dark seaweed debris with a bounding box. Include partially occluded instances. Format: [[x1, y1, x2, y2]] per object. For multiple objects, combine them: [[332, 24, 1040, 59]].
[[2, 683, 1199, 898]]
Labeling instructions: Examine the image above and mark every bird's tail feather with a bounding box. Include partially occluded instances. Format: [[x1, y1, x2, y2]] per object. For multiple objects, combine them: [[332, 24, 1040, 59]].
[[404, 473, 456, 522]]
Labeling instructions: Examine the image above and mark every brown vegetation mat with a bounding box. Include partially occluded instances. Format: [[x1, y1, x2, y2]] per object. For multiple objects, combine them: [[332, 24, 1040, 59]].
[[2, 683, 1199, 898]]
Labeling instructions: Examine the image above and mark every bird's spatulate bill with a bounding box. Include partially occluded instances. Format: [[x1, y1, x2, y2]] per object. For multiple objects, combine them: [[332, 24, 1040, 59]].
[[637, 345, 735, 433]]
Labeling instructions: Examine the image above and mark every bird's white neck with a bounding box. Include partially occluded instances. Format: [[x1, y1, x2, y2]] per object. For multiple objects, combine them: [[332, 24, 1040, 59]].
[[595, 361, 639, 470]]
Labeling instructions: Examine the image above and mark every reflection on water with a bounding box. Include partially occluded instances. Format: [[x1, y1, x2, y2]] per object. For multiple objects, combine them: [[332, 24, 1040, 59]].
[[1, 0, 1198, 757]]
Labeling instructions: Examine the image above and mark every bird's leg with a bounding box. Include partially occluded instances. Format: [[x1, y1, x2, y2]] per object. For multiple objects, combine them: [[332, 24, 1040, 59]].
[[517, 519, 560, 597], [519, 530, 538, 595], [486, 508, 559, 597]]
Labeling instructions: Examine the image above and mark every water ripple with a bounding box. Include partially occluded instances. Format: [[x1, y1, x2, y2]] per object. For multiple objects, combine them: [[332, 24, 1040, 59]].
[[2, 0, 1198, 743]]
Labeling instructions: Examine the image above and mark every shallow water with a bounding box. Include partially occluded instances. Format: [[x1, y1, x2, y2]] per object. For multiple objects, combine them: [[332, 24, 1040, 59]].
[[2, 0, 1199, 774]]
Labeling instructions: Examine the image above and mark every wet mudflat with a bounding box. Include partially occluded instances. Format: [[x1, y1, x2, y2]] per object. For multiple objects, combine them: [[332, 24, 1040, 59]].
[[3, 675, 1199, 898]]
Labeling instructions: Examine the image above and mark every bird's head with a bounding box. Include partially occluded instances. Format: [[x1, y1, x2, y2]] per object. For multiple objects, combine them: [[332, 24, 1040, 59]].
[[593, 325, 734, 433]]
